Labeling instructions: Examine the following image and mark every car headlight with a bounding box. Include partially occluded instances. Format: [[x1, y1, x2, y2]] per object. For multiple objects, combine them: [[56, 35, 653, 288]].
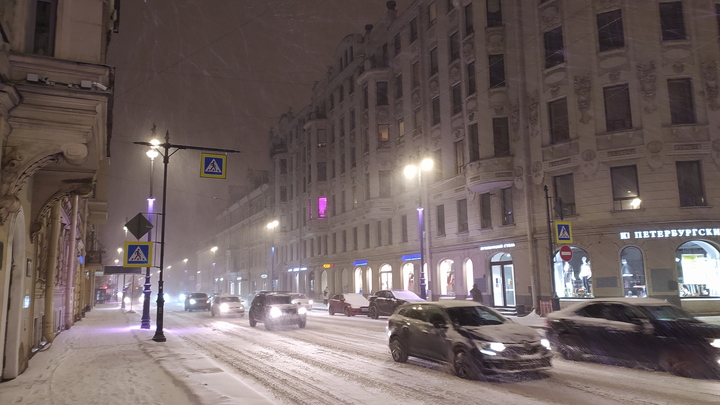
[[220, 303, 229, 313], [308, 300, 313, 305], [138, 295, 144, 303], [709, 339, 720, 349], [541, 339, 551, 350], [189, 299, 196, 305], [489, 342, 506, 352], [269, 306, 283, 318], [298, 307, 307, 315], [476, 341, 506, 356], [179, 294, 187, 301], [123, 296, 131, 304]]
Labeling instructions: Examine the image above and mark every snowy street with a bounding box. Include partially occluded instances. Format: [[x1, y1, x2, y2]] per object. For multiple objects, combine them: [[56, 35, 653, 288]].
[[2, 303, 718, 405]]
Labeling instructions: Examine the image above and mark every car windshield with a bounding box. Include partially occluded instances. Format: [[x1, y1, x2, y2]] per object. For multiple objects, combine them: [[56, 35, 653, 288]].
[[392, 290, 422, 300], [290, 294, 307, 299], [220, 297, 240, 303], [641, 305, 697, 321], [190, 293, 207, 299], [266, 295, 292, 305], [447, 306, 506, 326]]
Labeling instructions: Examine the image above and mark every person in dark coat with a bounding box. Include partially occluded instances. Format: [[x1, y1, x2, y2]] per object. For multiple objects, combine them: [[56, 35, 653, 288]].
[[470, 284, 483, 303]]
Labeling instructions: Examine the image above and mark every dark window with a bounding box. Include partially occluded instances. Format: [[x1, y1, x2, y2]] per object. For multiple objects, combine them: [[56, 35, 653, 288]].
[[432, 97, 441, 125], [412, 62, 420, 88], [401, 214, 408, 242], [480, 193, 492, 229], [492, 117, 510, 157], [377, 81, 389, 106], [280, 159, 288, 174], [544, 27, 565, 69], [428, 2, 437, 26], [468, 123, 480, 162], [611, 165, 640, 210], [488, 54, 506, 88], [467, 62, 477, 95], [604, 84, 632, 131], [394, 33, 401, 55], [451, 83, 463, 115], [362, 85, 368, 109], [716, 4, 720, 38], [332, 232, 337, 254], [342, 230, 347, 252], [659, 2, 686, 41], [437, 204, 446, 235], [457, 199, 469, 232], [395, 74, 403, 99], [330, 160, 336, 179], [486, 0, 502, 27], [553, 173, 577, 217], [280, 186, 287, 202], [464, 3, 474, 36], [350, 109, 356, 130], [348, 76, 355, 94], [338, 84, 344, 103], [597, 9, 624, 52], [353, 227, 358, 250], [379, 170, 392, 198], [410, 18, 418, 42], [350, 147, 356, 168], [549, 98, 570, 143], [365, 224, 371, 248], [430, 48, 439, 76], [449, 32, 460, 62], [317, 162, 327, 181], [501, 187, 514, 225], [668, 79, 695, 125], [33, 0, 57, 56], [340, 153, 345, 174], [377, 220, 383, 247], [387, 218, 393, 245], [676, 161, 706, 207], [447, 0, 455, 13], [454, 140, 465, 174]]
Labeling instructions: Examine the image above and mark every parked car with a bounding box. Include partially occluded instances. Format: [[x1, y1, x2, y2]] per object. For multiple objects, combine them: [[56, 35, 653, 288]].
[[546, 297, 720, 379], [368, 290, 425, 319], [248, 292, 307, 330], [387, 301, 552, 379], [289, 293, 313, 311], [328, 293, 370, 316], [184, 292, 210, 312], [210, 294, 245, 317]]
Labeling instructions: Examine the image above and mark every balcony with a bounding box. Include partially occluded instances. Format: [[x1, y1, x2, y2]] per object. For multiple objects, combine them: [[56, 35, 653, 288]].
[[362, 198, 394, 219], [465, 156, 514, 194]]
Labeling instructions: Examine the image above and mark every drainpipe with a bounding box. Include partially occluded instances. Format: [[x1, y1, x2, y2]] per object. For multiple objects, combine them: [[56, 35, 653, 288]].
[[80, 200, 90, 314], [65, 195, 79, 327], [43, 202, 61, 342]]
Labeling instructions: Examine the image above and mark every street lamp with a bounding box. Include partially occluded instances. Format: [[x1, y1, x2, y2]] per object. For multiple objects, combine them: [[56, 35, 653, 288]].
[[267, 220, 279, 291], [405, 158, 433, 300]]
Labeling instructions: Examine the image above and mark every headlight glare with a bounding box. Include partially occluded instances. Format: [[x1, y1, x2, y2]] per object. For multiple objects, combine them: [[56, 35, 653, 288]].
[[308, 300, 313, 305], [541, 339, 551, 350], [298, 307, 307, 315], [709, 339, 720, 349], [189, 298, 196, 305], [269, 306, 282, 318], [220, 303, 229, 313], [489, 342, 506, 352]]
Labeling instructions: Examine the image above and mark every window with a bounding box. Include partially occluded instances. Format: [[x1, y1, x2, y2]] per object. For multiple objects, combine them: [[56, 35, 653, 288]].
[[611, 165, 640, 210], [432, 97, 441, 125], [33, 0, 57, 56], [377, 81, 389, 106], [621, 247, 646, 298], [553, 173, 577, 217], [330, 159, 336, 179], [437, 204, 446, 235], [428, 2, 437, 26], [548, 98, 570, 144], [280, 159, 288, 174], [395, 74, 403, 99], [394, 33, 401, 56], [365, 224, 371, 248], [364, 173, 370, 200], [342, 230, 347, 252], [377, 221, 383, 246], [457, 199, 468, 232], [544, 27, 565, 69], [717, 4, 720, 38], [338, 84, 344, 103], [486, 0, 502, 27], [480, 193, 492, 229], [492, 117, 510, 157], [410, 18, 418, 42], [317, 162, 327, 181], [318, 197, 327, 218], [668, 79, 696, 125], [330, 94, 334, 110], [363, 127, 370, 153], [412, 62, 420, 88], [468, 123, 480, 162], [501, 187, 514, 225], [340, 153, 345, 174], [430, 48, 439, 76], [398, 118, 405, 140], [413, 108, 422, 135], [382, 43, 389, 67], [447, 0, 455, 13], [597, 9, 624, 52], [659, 2, 686, 41], [331, 194, 337, 216], [387, 218, 393, 245], [602, 84, 633, 131], [401, 214, 408, 242], [280, 186, 287, 202], [339, 117, 345, 138], [433, 149, 443, 182], [348, 76, 355, 94], [451, 83, 463, 115], [317, 129, 327, 147], [350, 147, 356, 169], [449, 32, 460, 62], [362, 85, 368, 109], [353, 227, 358, 250], [378, 124, 390, 148], [676, 161, 706, 207], [467, 62, 477, 95], [488, 54, 506, 88], [379, 170, 392, 198], [349, 109, 356, 130], [464, 3, 474, 36], [332, 232, 337, 254], [454, 140, 465, 174]]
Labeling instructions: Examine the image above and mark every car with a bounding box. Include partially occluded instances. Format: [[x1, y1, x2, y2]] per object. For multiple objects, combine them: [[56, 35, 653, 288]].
[[387, 301, 552, 379], [368, 289, 425, 319], [184, 292, 210, 312], [546, 297, 720, 379], [247, 292, 307, 330], [210, 294, 245, 317], [289, 293, 313, 311], [328, 293, 370, 316]]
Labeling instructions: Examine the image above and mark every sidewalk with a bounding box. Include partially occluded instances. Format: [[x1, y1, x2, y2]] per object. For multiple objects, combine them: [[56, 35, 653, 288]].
[[0, 304, 276, 405]]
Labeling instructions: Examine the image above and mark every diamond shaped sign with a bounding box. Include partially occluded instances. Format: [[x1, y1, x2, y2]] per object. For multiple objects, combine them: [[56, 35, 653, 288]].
[[125, 213, 153, 240]]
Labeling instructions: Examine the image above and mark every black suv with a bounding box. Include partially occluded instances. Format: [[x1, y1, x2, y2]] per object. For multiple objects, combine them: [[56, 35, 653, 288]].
[[368, 290, 425, 319], [248, 292, 307, 330], [184, 292, 210, 312]]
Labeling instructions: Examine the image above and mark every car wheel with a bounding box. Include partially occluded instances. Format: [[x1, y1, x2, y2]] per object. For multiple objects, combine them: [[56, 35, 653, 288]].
[[370, 306, 379, 319], [211, 308, 215, 317], [249, 313, 257, 327], [298, 319, 306, 328], [344, 307, 351, 317], [329, 306, 335, 316], [265, 321, 275, 331], [239, 314, 245, 318], [556, 335, 584, 361], [453, 349, 479, 380], [660, 350, 704, 378], [390, 337, 408, 363]]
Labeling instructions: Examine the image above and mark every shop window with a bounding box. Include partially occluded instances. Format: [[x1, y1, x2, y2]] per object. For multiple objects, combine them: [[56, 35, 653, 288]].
[[597, 9, 624, 52], [464, 259, 474, 297], [668, 79, 696, 125], [611, 165, 640, 210], [604, 84, 632, 131], [544, 26, 565, 69], [403, 263, 415, 291], [553, 173, 577, 217], [676, 161, 706, 207], [488, 54, 506, 88], [492, 117, 510, 157], [440, 259, 455, 295], [659, 2, 686, 41], [553, 247, 593, 298], [621, 247, 646, 298], [677, 241, 720, 298]]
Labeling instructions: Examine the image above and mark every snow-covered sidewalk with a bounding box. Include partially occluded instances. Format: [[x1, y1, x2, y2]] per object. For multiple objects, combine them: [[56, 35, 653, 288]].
[[0, 304, 275, 405]]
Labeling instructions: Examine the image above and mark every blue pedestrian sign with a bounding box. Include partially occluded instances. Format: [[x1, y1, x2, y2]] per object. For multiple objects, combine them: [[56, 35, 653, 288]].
[[124, 242, 153, 267], [555, 221, 573, 244], [200, 153, 227, 179]]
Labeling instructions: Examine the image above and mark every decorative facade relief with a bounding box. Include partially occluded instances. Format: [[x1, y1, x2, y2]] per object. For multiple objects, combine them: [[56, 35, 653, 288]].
[[527, 90, 539, 137], [636, 61, 657, 113], [462, 41, 474, 60], [532, 160, 544, 185], [510, 100, 520, 141], [514, 166, 524, 190], [573, 75, 592, 124], [486, 28, 505, 54], [646, 140, 664, 170], [609, 70, 621, 82], [712, 139, 720, 167], [580, 149, 598, 176], [594, 0, 622, 12], [449, 64, 461, 83], [539, 4, 562, 31], [429, 78, 439, 96], [701, 60, 719, 111]]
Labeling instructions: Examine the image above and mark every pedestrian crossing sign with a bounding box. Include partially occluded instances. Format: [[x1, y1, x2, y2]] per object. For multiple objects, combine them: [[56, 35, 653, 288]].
[[200, 153, 227, 179], [124, 242, 153, 267], [555, 221, 573, 244]]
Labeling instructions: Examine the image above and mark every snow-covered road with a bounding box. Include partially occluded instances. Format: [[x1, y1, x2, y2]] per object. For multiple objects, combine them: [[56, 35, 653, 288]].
[[163, 304, 719, 405]]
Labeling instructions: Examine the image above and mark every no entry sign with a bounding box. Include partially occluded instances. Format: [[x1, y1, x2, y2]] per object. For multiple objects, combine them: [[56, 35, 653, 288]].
[[559, 245, 573, 261]]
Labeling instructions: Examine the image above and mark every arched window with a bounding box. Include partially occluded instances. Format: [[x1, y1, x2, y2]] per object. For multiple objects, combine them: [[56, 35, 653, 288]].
[[677, 241, 720, 298], [464, 259, 474, 296], [380, 264, 393, 290], [354, 268, 363, 294], [620, 247, 646, 297], [402, 263, 415, 291], [439, 259, 455, 295], [366, 267, 374, 295]]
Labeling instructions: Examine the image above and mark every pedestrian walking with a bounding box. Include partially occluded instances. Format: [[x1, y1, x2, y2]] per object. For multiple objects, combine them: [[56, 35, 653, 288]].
[[470, 284, 483, 303]]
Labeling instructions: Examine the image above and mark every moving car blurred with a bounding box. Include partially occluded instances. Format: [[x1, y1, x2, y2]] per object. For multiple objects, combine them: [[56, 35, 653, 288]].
[[387, 301, 552, 379], [210, 294, 245, 317], [368, 289, 425, 319], [289, 293, 313, 311], [184, 292, 210, 312], [248, 291, 307, 330], [546, 298, 720, 379], [328, 293, 370, 316]]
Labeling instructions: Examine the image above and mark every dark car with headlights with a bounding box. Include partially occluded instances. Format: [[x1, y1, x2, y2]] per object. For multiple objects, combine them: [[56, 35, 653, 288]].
[[387, 301, 552, 379], [184, 292, 210, 312], [248, 292, 307, 330], [368, 289, 425, 319], [546, 298, 720, 379], [210, 294, 245, 317]]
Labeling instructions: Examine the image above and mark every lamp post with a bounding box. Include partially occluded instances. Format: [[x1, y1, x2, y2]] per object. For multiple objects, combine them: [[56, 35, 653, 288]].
[[267, 220, 279, 291], [404, 158, 434, 300], [141, 142, 159, 329]]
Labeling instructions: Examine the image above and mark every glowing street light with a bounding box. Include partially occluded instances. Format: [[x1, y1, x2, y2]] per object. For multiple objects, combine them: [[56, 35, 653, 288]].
[[404, 158, 434, 300]]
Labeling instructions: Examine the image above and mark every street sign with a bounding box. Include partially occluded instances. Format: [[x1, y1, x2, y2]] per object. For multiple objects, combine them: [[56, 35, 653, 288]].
[[125, 213, 153, 240], [200, 153, 227, 179], [124, 241, 153, 267], [555, 221, 573, 244], [103, 266, 143, 275], [559, 245, 573, 261]]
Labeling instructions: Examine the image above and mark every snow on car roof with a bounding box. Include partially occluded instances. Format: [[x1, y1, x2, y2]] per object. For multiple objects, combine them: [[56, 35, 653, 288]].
[[342, 293, 369, 306], [549, 297, 674, 317]]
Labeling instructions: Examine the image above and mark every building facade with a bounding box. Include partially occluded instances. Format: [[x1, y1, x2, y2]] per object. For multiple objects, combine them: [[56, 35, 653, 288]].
[[0, 0, 116, 379], [208, 0, 720, 316]]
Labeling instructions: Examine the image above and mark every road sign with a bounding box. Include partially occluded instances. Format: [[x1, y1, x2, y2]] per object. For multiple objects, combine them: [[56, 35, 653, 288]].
[[559, 245, 573, 261], [124, 241, 153, 267], [103, 266, 143, 275], [125, 213, 153, 240], [200, 153, 227, 179], [555, 221, 573, 244]]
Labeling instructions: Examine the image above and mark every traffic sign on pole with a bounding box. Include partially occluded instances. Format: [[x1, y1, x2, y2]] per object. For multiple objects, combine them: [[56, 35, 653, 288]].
[[555, 221, 573, 244], [200, 153, 227, 179], [124, 242, 152, 267], [559, 245, 573, 261]]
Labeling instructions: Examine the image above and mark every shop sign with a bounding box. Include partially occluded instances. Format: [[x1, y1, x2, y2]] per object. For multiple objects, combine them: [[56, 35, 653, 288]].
[[353, 260, 368, 266], [401, 253, 421, 261], [620, 228, 720, 240], [287, 267, 308, 272], [322, 264, 334, 268], [479, 242, 516, 251]]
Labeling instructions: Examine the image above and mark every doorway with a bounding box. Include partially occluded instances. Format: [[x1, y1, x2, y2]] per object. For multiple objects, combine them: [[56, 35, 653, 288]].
[[490, 252, 515, 307]]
